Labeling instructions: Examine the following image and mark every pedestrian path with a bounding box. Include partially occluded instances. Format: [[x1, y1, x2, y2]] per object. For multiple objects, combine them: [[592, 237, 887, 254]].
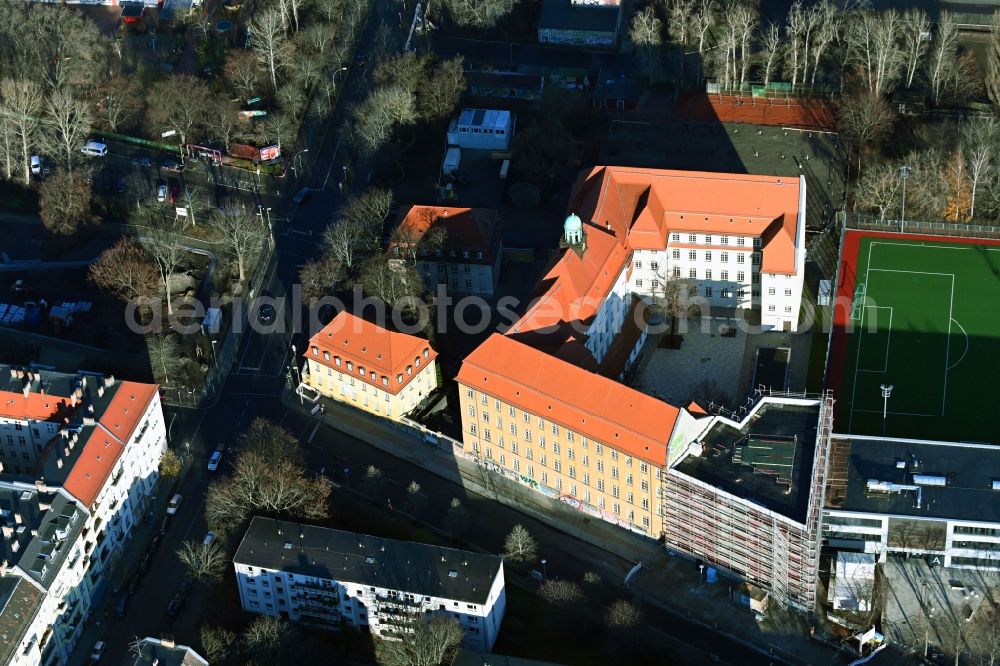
[[283, 390, 839, 665]]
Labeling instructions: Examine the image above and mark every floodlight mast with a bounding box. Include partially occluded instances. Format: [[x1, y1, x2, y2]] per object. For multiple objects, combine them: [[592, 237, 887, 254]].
[[880, 384, 894, 435]]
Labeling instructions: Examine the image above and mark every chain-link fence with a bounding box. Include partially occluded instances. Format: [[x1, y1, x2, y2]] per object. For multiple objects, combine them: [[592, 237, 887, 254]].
[[849, 214, 1000, 240]]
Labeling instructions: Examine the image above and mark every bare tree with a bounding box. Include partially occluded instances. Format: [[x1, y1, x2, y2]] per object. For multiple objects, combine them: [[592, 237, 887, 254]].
[[504, 524, 538, 564], [854, 161, 901, 220], [141, 218, 187, 315], [298, 254, 344, 303], [631, 6, 663, 84], [846, 9, 905, 98], [731, 1, 758, 87], [243, 615, 288, 655], [249, 5, 289, 90], [607, 599, 642, 629], [837, 90, 895, 174], [989, 11, 1000, 108], [652, 271, 690, 337], [809, 1, 840, 86], [786, 0, 807, 86], [359, 251, 425, 312], [323, 188, 391, 271], [417, 56, 466, 122], [43, 88, 92, 170], [225, 51, 262, 100], [177, 540, 228, 582], [89, 239, 160, 309], [900, 9, 930, 89], [441, 0, 517, 29], [0, 79, 43, 184], [96, 72, 142, 132], [759, 23, 782, 88], [928, 11, 961, 106], [691, 0, 717, 84], [539, 579, 585, 605], [352, 84, 417, 154], [146, 76, 213, 148], [668, 0, 695, 45], [177, 185, 209, 228], [39, 168, 94, 235], [199, 626, 236, 664], [963, 117, 996, 219], [147, 334, 183, 385], [374, 616, 464, 666], [215, 209, 267, 283]]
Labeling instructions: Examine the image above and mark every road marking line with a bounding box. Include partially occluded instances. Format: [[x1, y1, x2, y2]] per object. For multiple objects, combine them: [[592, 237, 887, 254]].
[[308, 422, 320, 444]]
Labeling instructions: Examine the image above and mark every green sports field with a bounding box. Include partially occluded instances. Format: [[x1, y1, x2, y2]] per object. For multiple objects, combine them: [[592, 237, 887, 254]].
[[838, 236, 1000, 443]]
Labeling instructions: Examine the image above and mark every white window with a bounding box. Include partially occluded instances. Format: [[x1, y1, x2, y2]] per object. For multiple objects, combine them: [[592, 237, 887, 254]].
[[720, 235, 729, 245], [689, 268, 696, 279], [768, 287, 776, 295], [671, 233, 680, 241], [672, 249, 680, 259], [737, 254, 746, 264], [720, 270, 728, 281], [650, 262, 659, 271], [737, 236, 746, 246], [720, 252, 728, 263], [785, 305, 793, 313], [688, 250, 696, 260], [704, 235, 712, 244], [688, 234, 696, 243], [737, 271, 745, 282], [651, 279, 659, 288], [634, 260, 642, 269], [673, 267, 681, 278], [705, 269, 712, 280], [704, 286, 713, 297], [636, 278, 643, 287], [721, 288, 731, 298], [768, 304, 776, 311], [785, 288, 792, 296], [704, 251, 712, 262]]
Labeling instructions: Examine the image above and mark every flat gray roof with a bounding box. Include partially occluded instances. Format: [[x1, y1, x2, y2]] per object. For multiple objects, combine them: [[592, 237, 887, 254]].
[[234, 517, 503, 606], [673, 402, 821, 523], [828, 436, 1000, 523]]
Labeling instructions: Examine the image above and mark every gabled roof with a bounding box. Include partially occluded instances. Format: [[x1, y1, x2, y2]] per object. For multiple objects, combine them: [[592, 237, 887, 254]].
[[0, 576, 43, 666], [394, 205, 501, 265], [307, 312, 437, 396], [570, 166, 802, 275], [98, 381, 158, 444], [63, 427, 125, 508], [456, 334, 680, 465]]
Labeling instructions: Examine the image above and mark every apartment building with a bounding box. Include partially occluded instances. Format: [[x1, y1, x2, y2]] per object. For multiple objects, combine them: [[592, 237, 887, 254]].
[[234, 517, 506, 652], [303, 312, 439, 421], [571, 166, 806, 332], [391, 205, 503, 297], [0, 367, 166, 665], [824, 435, 1000, 572]]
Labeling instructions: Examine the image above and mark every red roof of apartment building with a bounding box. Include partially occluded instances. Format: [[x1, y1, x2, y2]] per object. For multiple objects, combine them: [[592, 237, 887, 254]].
[[393, 205, 501, 265], [64, 381, 158, 507], [456, 333, 680, 466], [307, 312, 437, 396], [569, 166, 802, 275]]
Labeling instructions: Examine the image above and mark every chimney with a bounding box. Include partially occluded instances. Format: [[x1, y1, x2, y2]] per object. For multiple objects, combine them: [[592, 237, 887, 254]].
[[70, 393, 78, 408], [87, 404, 94, 414], [56, 459, 63, 469], [22, 384, 29, 399], [8, 368, 16, 379], [97, 385, 104, 398], [104, 375, 115, 387], [13, 513, 22, 525], [63, 447, 70, 457], [80, 376, 87, 389], [1, 526, 12, 538]]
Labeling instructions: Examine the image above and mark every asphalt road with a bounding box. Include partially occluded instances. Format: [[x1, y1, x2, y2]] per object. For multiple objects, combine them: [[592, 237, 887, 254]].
[[432, 35, 632, 72]]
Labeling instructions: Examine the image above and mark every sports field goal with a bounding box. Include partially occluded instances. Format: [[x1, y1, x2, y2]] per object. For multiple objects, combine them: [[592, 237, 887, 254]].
[[850, 283, 866, 321]]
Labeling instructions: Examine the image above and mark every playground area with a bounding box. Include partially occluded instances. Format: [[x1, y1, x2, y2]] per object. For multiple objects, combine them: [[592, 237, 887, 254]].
[[830, 231, 1000, 443]]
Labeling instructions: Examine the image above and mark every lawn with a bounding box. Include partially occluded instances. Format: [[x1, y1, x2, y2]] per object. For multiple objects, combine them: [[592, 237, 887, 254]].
[[834, 233, 1000, 443]]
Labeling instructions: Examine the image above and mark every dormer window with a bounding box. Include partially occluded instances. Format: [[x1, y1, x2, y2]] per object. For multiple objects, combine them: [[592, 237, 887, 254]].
[[323, 351, 331, 362], [347, 361, 354, 371], [415, 357, 421, 367], [311, 346, 319, 356], [423, 348, 429, 358], [462, 251, 469, 258], [382, 376, 389, 386], [476, 251, 484, 259], [406, 366, 413, 376], [396, 374, 403, 383], [359, 366, 365, 376]]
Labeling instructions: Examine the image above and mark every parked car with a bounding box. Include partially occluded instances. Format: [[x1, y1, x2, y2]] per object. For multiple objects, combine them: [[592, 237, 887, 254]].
[[203, 531, 215, 546], [156, 180, 167, 203], [161, 160, 185, 172], [207, 450, 222, 471], [80, 141, 108, 157], [131, 156, 153, 168], [291, 186, 311, 205], [166, 493, 182, 515], [167, 593, 185, 617], [90, 641, 106, 662], [169, 181, 180, 203], [257, 303, 276, 324], [30, 155, 41, 175]]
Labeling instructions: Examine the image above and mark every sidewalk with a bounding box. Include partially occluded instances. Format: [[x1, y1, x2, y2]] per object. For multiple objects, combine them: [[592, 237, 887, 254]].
[[283, 390, 840, 665]]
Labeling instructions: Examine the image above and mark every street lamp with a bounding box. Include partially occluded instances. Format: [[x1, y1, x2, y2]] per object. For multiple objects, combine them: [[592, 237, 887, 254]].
[[333, 66, 348, 87], [161, 128, 185, 165], [291, 149, 310, 180], [699, 563, 705, 585], [291, 344, 303, 403], [540, 559, 547, 579], [900, 165, 912, 232], [880, 384, 894, 435], [211, 339, 217, 363]]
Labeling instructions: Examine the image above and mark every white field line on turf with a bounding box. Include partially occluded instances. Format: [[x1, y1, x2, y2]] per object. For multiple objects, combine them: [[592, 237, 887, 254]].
[[855, 306, 893, 373], [948, 319, 970, 370], [868, 268, 956, 277], [853, 409, 937, 417], [943, 274, 955, 416], [847, 241, 878, 432], [870, 241, 1000, 253]]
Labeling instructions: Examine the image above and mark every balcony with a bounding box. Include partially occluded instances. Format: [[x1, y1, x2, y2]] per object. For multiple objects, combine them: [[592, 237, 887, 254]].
[[292, 580, 338, 595], [293, 592, 340, 608], [296, 607, 341, 627], [374, 594, 422, 609]]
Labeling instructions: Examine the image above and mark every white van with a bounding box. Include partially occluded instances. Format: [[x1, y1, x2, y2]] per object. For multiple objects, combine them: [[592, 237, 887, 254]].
[[80, 141, 108, 157]]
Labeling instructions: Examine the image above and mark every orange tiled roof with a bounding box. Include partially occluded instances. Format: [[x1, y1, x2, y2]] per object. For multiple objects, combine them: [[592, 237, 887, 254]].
[[0, 391, 73, 422], [457, 334, 680, 466], [570, 166, 802, 275], [64, 428, 125, 508], [307, 312, 437, 396], [394, 205, 501, 264], [64, 381, 157, 507]]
